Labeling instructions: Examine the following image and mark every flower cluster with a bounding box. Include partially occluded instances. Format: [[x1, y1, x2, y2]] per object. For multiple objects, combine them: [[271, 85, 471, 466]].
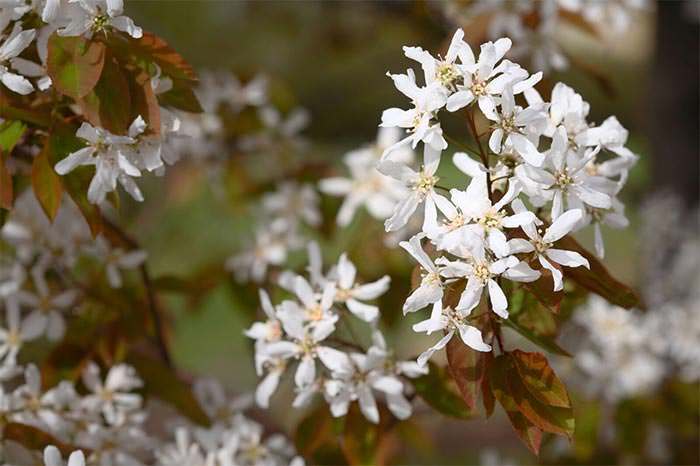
[[570, 194, 700, 401], [247, 243, 426, 424], [225, 181, 321, 283], [441, 0, 650, 71], [368, 29, 636, 366]]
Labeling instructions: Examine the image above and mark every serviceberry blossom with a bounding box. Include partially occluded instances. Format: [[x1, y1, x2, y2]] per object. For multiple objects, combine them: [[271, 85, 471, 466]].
[[0, 23, 37, 95], [87, 236, 147, 288], [44, 446, 86, 466], [56, 0, 142, 39], [320, 127, 414, 227], [0, 298, 43, 366], [81, 362, 143, 425]]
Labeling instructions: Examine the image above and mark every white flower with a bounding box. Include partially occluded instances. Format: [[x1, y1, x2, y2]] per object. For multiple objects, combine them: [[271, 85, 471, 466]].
[[245, 289, 283, 343], [0, 298, 43, 366], [54, 122, 143, 204], [81, 362, 143, 425], [483, 83, 547, 167], [398, 235, 446, 314], [378, 144, 442, 232], [118, 116, 164, 173], [57, 0, 142, 39], [44, 446, 85, 466], [507, 202, 590, 291], [330, 253, 390, 323], [88, 236, 147, 288], [319, 127, 413, 226], [379, 69, 448, 157], [517, 126, 613, 219], [0, 23, 37, 95], [262, 181, 321, 228], [413, 302, 491, 367], [261, 315, 340, 389], [16, 266, 77, 341]]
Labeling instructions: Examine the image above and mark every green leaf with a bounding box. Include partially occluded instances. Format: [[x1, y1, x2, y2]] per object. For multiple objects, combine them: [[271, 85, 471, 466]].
[[127, 351, 210, 426], [490, 355, 543, 455], [47, 34, 106, 99], [503, 317, 571, 357], [445, 335, 489, 412], [32, 141, 64, 221], [556, 235, 641, 309], [413, 361, 476, 419], [79, 52, 132, 134], [511, 350, 571, 408], [0, 120, 26, 152], [157, 82, 203, 113]]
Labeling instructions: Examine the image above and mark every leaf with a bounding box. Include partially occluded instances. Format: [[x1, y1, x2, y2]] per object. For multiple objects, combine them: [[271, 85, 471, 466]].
[[558, 9, 600, 38], [157, 75, 203, 113], [523, 271, 563, 313], [481, 370, 495, 418], [0, 120, 26, 152], [109, 31, 197, 83], [294, 405, 346, 464], [79, 52, 132, 134], [341, 404, 397, 466], [0, 150, 12, 209], [413, 362, 475, 419], [48, 123, 102, 236], [32, 142, 64, 221], [47, 34, 106, 99], [502, 317, 571, 357], [0, 88, 52, 127], [508, 369, 575, 438], [126, 67, 161, 135], [556, 235, 641, 309], [3, 422, 80, 457], [490, 355, 543, 455], [445, 336, 489, 411], [511, 350, 571, 408], [126, 351, 210, 426]]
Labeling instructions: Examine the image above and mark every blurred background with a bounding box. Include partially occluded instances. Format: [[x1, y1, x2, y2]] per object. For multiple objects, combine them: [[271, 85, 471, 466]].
[[118, 1, 698, 464]]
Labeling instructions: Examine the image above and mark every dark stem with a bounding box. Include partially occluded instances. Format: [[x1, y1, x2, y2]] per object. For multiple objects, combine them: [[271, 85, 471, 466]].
[[104, 219, 174, 369], [465, 108, 493, 202]]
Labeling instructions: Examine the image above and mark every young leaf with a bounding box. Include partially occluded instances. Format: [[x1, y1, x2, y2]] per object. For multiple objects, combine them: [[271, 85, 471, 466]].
[[0, 120, 26, 152], [32, 142, 64, 221], [523, 270, 563, 313], [127, 351, 210, 426], [445, 336, 489, 411], [0, 89, 52, 127], [157, 81, 203, 113], [47, 34, 106, 100], [490, 355, 543, 455], [341, 404, 396, 466], [556, 235, 641, 309], [413, 361, 476, 419], [508, 369, 575, 438], [127, 67, 161, 134], [511, 350, 571, 408], [3, 422, 81, 458], [294, 405, 346, 464], [481, 371, 495, 418], [79, 52, 132, 135]]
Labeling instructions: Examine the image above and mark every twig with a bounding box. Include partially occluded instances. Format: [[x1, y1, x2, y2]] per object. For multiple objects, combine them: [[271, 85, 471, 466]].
[[465, 109, 493, 201], [104, 219, 174, 369]]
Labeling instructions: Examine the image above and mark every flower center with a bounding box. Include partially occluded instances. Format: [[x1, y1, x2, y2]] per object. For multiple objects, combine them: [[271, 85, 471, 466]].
[[266, 320, 282, 341], [555, 170, 574, 189], [478, 210, 504, 230], [473, 263, 491, 283], [422, 271, 441, 286], [436, 62, 459, 87], [412, 171, 438, 197], [445, 213, 465, 231], [91, 13, 110, 33], [305, 304, 324, 321], [497, 115, 517, 134], [299, 337, 317, 356], [335, 288, 352, 301], [470, 79, 487, 97], [6, 330, 21, 348]]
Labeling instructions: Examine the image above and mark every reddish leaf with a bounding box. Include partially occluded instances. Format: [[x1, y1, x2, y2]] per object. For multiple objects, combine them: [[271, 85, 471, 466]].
[[558, 9, 600, 38], [508, 370, 575, 438], [294, 405, 343, 463], [0, 150, 12, 209], [413, 361, 476, 419], [79, 52, 132, 135], [503, 317, 571, 357], [0, 88, 51, 126], [3, 422, 80, 457], [110, 31, 197, 83], [490, 355, 543, 455], [47, 34, 106, 99], [445, 337, 488, 411], [127, 67, 161, 135], [556, 235, 641, 309], [481, 370, 495, 418], [512, 350, 571, 408], [32, 142, 63, 221]]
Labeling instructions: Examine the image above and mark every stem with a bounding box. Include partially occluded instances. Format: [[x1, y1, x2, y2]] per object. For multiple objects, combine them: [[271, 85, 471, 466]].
[[104, 219, 174, 369], [465, 108, 493, 201]]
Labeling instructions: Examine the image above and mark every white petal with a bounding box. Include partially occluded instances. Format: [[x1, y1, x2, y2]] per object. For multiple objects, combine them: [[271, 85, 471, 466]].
[[457, 324, 491, 352], [543, 209, 582, 243], [546, 248, 589, 268], [487, 279, 508, 318]]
